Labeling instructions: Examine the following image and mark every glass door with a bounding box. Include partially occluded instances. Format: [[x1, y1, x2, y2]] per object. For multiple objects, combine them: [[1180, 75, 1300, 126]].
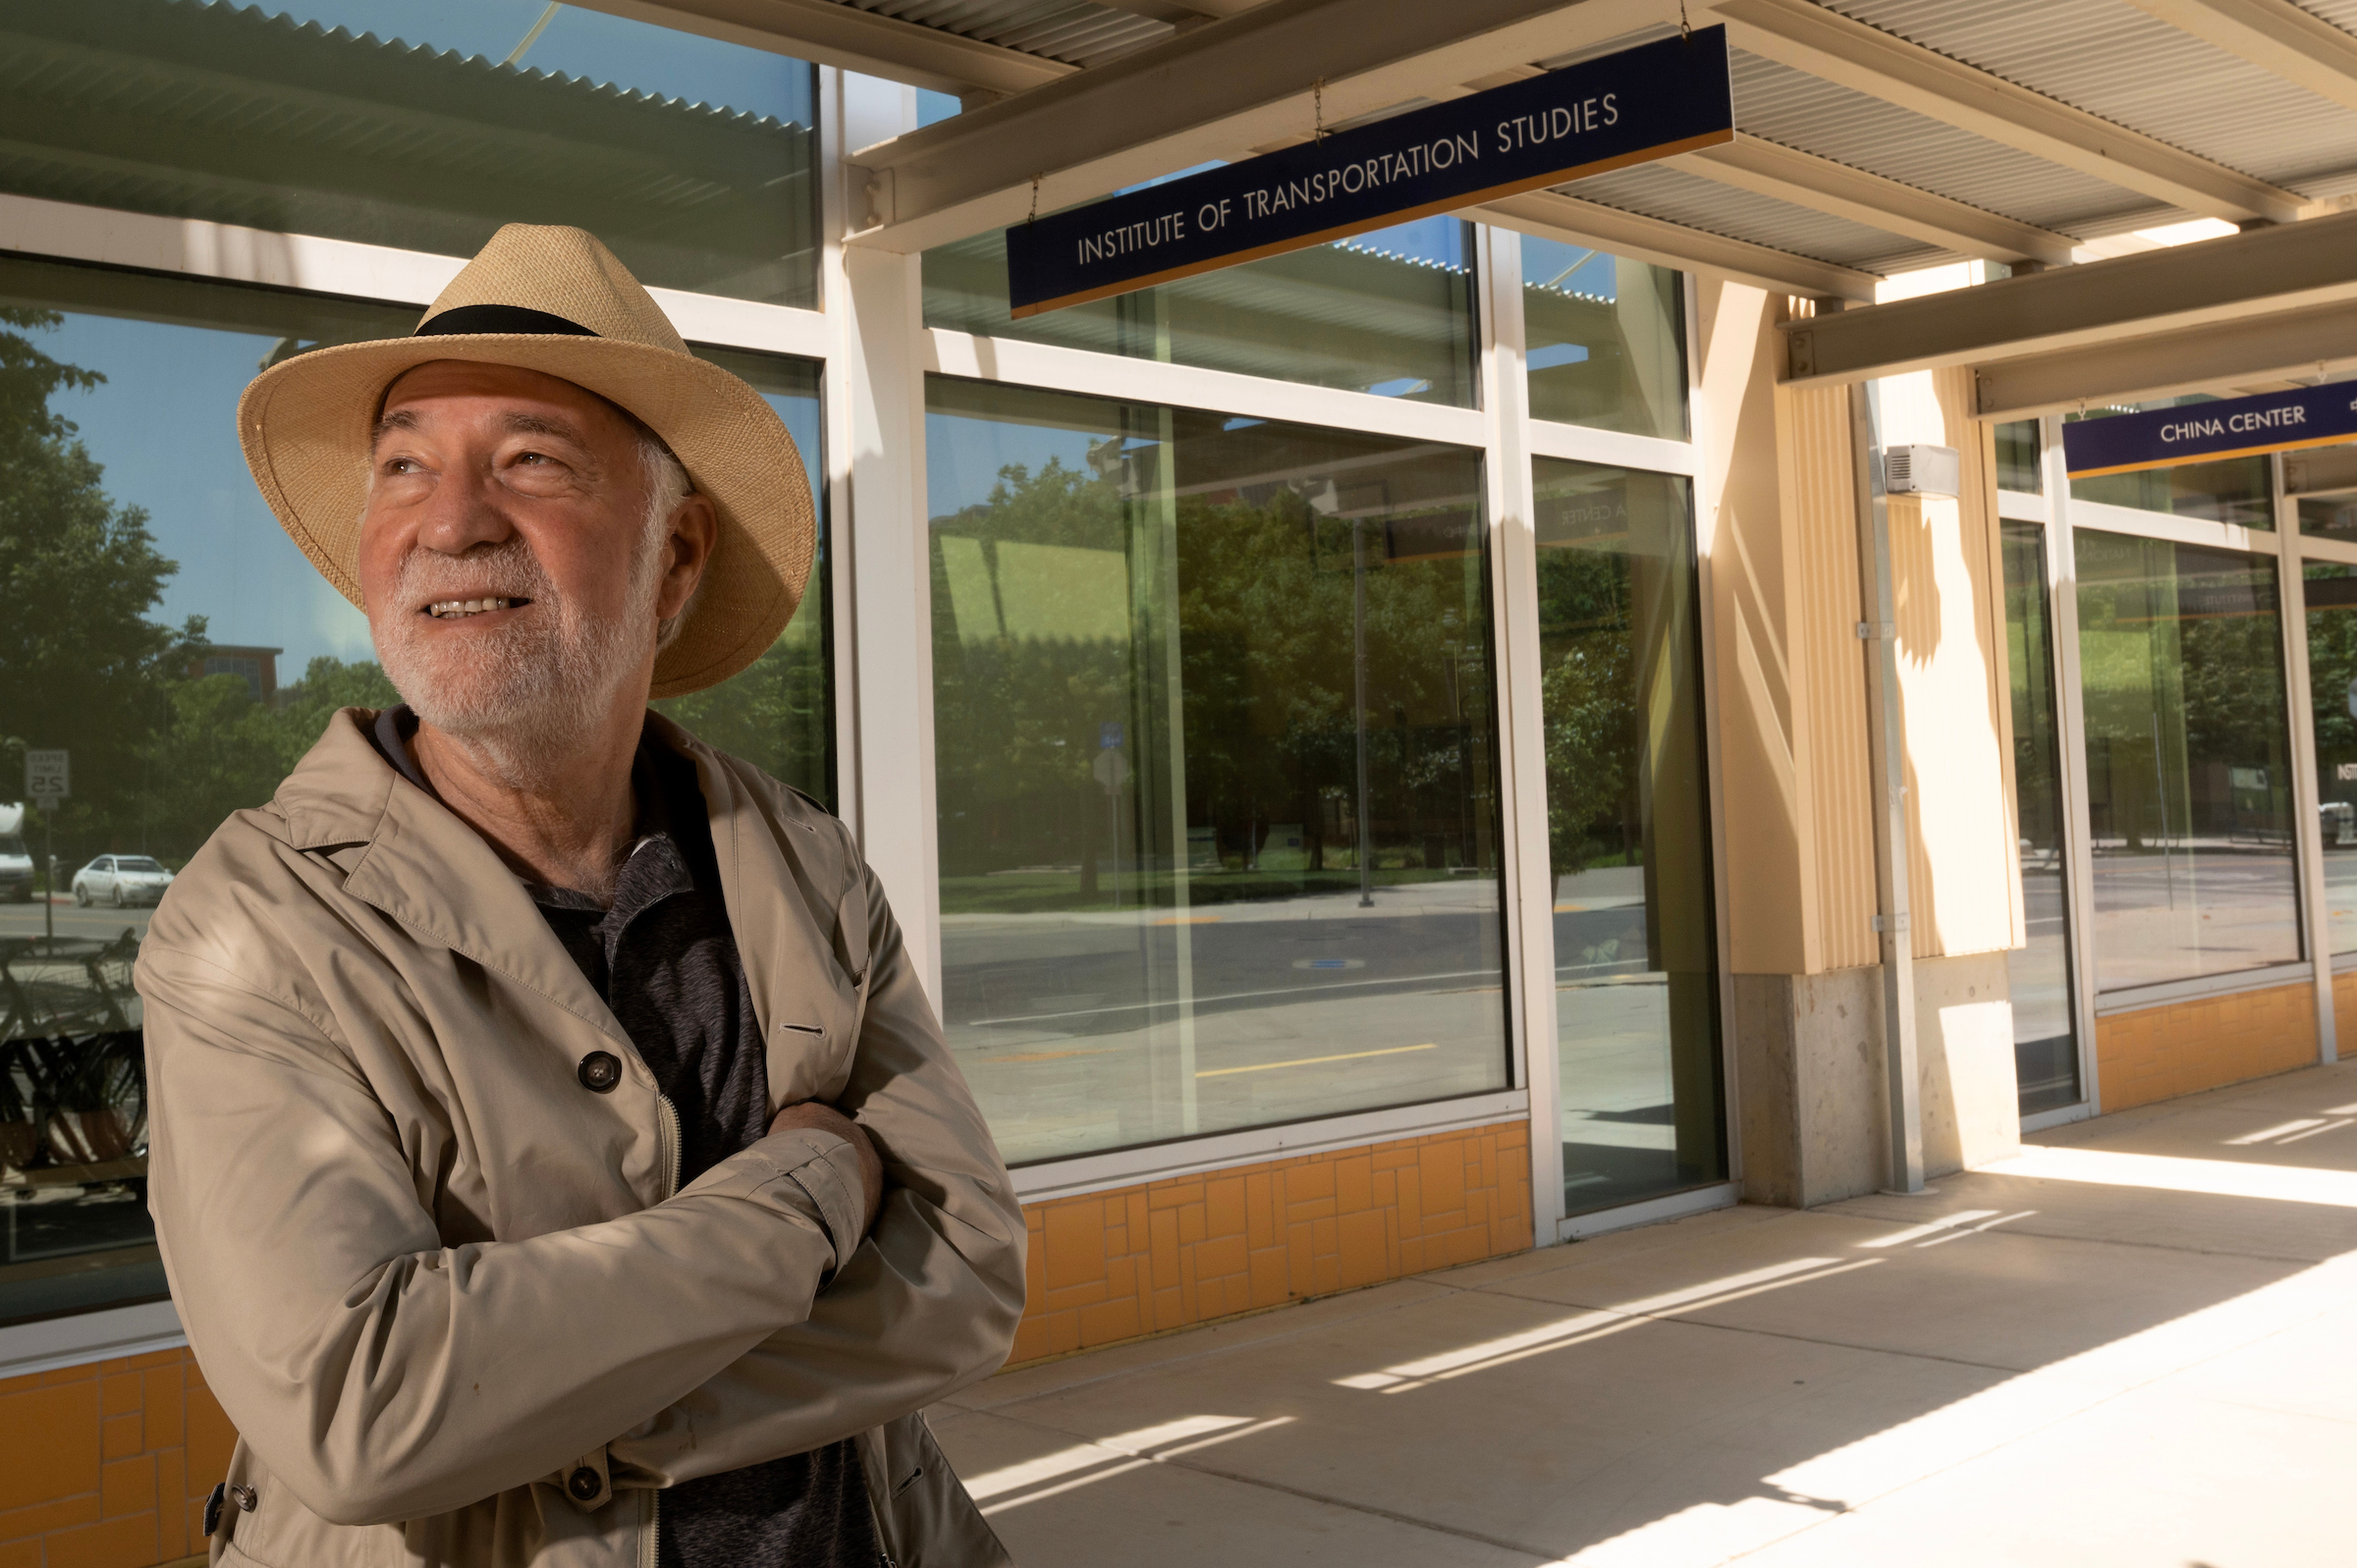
[[2000, 520, 2081, 1115], [1531, 459, 1724, 1212]]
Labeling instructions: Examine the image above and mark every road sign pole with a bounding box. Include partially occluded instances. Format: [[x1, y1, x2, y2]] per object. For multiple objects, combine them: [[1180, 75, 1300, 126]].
[[25, 749, 69, 952]]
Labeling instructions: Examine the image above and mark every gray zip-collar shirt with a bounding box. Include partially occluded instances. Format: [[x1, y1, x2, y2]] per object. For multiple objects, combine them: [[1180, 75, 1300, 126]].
[[371, 706, 878, 1568]]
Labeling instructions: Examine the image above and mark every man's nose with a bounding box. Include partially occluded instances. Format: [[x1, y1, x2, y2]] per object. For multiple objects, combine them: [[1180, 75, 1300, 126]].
[[413, 460, 515, 555]]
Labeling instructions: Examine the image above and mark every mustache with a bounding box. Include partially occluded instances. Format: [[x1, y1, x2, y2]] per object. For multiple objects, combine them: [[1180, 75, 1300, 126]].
[[391, 538, 558, 610]]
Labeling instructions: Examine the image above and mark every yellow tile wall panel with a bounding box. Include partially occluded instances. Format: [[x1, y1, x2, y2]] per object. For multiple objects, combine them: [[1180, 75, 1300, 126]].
[[1011, 1120, 1531, 1367], [2095, 982, 2320, 1110], [0, 1349, 228, 1568], [4, 1125, 1535, 1547]]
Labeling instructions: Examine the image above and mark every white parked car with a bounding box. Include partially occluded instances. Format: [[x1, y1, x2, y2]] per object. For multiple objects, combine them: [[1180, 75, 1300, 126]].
[[72, 855, 174, 908]]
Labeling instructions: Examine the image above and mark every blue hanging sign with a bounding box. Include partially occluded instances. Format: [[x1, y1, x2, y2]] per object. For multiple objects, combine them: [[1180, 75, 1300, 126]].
[[1006, 27, 1734, 318], [2063, 383, 2357, 477]]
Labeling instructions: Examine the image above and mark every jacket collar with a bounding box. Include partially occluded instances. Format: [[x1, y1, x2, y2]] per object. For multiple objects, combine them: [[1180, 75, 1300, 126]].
[[276, 709, 640, 1045]]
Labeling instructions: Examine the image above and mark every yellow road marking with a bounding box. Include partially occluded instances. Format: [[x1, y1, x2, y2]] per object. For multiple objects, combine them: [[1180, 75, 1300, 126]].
[[1155, 914, 1223, 925], [1196, 1043, 1437, 1079]]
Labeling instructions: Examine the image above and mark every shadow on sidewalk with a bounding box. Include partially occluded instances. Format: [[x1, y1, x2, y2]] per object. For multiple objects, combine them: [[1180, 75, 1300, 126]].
[[933, 1059, 2357, 1567]]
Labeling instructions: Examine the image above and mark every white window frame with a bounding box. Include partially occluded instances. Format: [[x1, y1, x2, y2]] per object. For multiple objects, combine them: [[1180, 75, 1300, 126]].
[[0, 54, 1734, 1370], [2001, 420, 2343, 1137]]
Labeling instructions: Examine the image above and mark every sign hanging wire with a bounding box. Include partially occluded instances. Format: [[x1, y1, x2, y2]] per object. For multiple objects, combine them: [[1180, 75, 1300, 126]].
[[1313, 79, 1326, 143], [1028, 173, 1040, 226], [1679, 0, 1692, 41]]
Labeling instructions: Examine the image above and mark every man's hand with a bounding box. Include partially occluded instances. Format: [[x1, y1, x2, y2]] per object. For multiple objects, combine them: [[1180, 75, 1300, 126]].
[[768, 1101, 884, 1239]]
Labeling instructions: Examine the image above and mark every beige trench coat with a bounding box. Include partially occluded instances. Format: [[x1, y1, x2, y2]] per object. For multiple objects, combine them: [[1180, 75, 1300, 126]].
[[135, 711, 1025, 1567]]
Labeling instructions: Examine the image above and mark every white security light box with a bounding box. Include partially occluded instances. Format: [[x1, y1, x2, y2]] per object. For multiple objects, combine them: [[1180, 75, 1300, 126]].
[[1886, 444, 1961, 498]]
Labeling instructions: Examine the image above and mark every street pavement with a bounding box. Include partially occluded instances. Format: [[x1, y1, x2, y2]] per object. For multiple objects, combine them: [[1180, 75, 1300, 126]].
[[932, 1057, 2357, 1567]]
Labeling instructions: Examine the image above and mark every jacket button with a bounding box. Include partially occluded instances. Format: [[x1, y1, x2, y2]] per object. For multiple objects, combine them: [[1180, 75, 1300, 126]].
[[567, 1467, 602, 1501], [577, 1052, 622, 1093]]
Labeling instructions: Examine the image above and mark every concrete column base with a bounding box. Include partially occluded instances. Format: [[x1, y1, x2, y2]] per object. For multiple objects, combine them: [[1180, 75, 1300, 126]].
[[1733, 950, 2021, 1208]]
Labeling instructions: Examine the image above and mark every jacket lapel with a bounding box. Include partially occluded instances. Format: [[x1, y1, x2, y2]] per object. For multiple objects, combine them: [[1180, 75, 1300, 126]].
[[650, 716, 860, 1108], [276, 711, 631, 1048]]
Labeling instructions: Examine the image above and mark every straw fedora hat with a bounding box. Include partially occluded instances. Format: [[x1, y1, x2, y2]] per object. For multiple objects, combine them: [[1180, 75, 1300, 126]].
[[236, 224, 814, 699]]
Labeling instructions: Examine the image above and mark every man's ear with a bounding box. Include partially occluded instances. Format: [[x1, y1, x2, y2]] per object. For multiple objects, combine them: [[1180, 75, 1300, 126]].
[[657, 493, 720, 619]]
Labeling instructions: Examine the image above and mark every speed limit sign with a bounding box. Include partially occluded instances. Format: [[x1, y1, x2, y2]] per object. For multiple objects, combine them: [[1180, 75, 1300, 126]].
[[25, 749, 68, 812]]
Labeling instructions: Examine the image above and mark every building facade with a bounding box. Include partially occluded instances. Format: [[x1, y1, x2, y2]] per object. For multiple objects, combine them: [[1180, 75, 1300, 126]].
[[0, 3, 2343, 1564]]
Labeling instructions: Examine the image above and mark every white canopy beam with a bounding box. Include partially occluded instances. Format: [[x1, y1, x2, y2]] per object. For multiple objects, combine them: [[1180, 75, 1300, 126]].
[[1781, 207, 2357, 389], [1711, 0, 2307, 224], [1477, 187, 1881, 301], [1675, 133, 2080, 267], [1974, 299, 2357, 418], [843, 0, 1683, 253], [2116, 0, 2357, 117]]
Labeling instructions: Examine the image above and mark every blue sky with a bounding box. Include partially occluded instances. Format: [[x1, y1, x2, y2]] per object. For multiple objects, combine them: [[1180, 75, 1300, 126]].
[[33, 309, 823, 677], [927, 413, 1101, 523], [40, 311, 376, 673]]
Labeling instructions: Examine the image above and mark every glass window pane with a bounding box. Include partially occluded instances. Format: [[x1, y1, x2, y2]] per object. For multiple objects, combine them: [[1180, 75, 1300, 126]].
[[2067, 402, 2270, 527], [649, 348, 831, 809], [0, 256, 830, 1325], [2288, 441, 2357, 540], [1531, 459, 1722, 1212], [2000, 522, 2079, 1114], [1996, 420, 2042, 494], [1, 0, 819, 307], [2297, 496, 2357, 544], [2304, 563, 2357, 955], [923, 217, 1477, 407], [1520, 239, 1686, 441], [2074, 532, 2299, 992], [927, 377, 1508, 1163]]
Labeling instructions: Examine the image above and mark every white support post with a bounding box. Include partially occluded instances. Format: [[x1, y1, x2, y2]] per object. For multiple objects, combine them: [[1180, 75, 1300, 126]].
[[1850, 380, 1925, 1193], [837, 73, 943, 1000], [2039, 414, 2106, 1114], [816, 67, 859, 841], [2276, 457, 2340, 1065], [1477, 226, 1563, 1242], [1686, 268, 1742, 1192]]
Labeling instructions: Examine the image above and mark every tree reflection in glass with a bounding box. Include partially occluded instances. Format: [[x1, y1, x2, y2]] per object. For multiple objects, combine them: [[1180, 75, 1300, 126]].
[[2074, 534, 2300, 991], [1532, 459, 1722, 1213], [928, 380, 1511, 1164], [0, 260, 827, 1326]]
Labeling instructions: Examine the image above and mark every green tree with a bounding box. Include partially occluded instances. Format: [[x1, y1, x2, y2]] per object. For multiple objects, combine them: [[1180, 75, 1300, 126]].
[[653, 620, 831, 805], [0, 307, 200, 859]]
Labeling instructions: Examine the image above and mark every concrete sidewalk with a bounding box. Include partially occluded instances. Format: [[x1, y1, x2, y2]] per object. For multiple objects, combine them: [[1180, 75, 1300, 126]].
[[935, 1060, 2357, 1566]]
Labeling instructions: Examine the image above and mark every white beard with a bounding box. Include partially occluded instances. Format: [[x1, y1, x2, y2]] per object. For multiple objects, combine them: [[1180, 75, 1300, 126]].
[[373, 526, 665, 789]]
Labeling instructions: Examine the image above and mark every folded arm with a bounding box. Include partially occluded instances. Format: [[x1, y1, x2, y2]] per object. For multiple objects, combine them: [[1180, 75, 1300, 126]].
[[139, 946, 869, 1527], [604, 862, 1027, 1486]]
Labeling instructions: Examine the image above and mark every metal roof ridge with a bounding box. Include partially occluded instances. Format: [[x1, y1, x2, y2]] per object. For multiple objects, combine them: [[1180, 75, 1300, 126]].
[[178, 0, 809, 132]]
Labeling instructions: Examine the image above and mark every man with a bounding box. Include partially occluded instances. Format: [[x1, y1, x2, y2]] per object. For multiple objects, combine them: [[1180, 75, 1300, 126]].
[[136, 225, 1025, 1567]]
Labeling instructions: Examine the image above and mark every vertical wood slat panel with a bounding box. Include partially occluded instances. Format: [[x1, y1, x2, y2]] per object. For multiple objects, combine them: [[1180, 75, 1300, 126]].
[[1779, 380, 1878, 972]]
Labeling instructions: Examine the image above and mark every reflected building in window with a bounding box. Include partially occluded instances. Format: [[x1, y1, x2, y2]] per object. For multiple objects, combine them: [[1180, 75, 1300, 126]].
[[1531, 459, 1721, 1212], [2074, 533, 2301, 994], [926, 378, 1509, 1163]]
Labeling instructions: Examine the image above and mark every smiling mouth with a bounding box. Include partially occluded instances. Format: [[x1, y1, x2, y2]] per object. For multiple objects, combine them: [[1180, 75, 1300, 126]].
[[424, 597, 529, 620]]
